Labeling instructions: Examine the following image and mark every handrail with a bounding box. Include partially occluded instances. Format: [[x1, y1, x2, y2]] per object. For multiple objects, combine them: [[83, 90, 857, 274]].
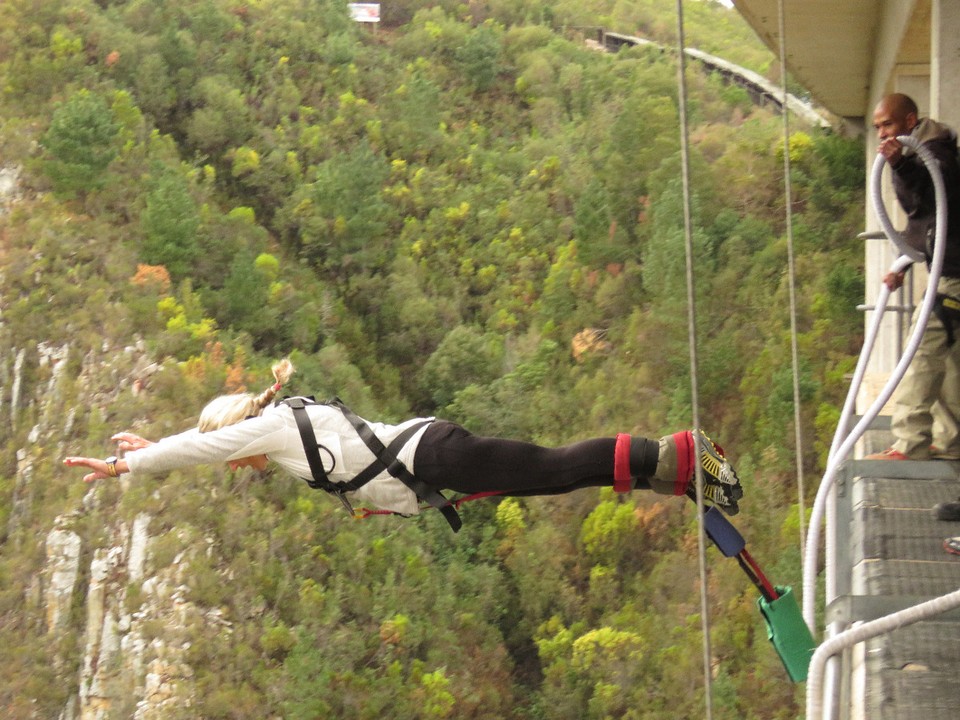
[[803, 134, 950, 720], [806, 588, 960, 718]]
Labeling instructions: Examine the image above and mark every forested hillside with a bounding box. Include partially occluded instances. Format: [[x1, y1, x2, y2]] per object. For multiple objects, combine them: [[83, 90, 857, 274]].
[[0, 0, 865, 717]]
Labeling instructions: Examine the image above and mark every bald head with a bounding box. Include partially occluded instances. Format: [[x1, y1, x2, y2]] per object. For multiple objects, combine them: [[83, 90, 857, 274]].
[[878, 93, 918, 120], [873, 93, 919, 141]]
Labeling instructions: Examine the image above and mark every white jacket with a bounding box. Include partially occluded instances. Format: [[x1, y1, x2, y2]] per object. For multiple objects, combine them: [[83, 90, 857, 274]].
[[124, 401, 433, 515]]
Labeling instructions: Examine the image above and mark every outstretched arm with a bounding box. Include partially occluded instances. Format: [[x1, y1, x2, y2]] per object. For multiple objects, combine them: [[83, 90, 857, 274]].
[[63, 455, 130, 483], [62, 431, 154, 483], [63, 412, 288, 482]]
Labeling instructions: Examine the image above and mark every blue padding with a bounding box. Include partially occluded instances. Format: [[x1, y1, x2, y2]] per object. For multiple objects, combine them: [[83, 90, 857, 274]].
[[704, 506, 746, 557]]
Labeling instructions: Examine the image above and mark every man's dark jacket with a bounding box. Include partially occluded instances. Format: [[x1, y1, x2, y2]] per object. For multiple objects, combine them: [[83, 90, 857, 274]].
[[891, 117, 960, 278]]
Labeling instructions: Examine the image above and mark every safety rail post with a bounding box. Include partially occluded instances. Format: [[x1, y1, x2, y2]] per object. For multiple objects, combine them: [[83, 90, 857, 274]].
[[857, 230, 916, 361]]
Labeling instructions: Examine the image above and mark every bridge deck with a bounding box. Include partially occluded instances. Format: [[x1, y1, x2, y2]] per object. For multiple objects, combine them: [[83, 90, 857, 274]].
[[834, 453, 960, 719]]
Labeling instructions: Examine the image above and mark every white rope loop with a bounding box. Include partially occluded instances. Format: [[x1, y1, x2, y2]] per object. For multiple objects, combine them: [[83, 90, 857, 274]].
[[802, 134, 948, 633]]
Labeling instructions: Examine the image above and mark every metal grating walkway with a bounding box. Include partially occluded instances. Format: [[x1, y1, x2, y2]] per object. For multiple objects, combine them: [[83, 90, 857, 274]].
[[831, 458, 960, 720]]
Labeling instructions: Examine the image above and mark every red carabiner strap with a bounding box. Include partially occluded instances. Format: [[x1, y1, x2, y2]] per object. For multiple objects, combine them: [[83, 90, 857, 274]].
[[354, 490, 508, 522]]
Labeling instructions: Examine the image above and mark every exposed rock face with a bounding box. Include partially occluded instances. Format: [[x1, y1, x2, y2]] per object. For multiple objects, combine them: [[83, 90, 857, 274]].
[[45, 519, 83, 635], [0, 164, 21, 211], [62, 514, 214, 720], [9, 347, 25, 429], [27, 349, 213, 718], [79, 544, 126, 718], [9, 448, 34, 543], [129, 513, 150, 583]]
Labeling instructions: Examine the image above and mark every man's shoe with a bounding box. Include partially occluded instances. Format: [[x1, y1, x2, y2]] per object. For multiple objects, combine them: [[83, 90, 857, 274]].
[[684, 429, 743, 516], [864, 448, 911, 460], [930, 445, 960, 461], [943, 536, 960, 556], [933, 499, 960, 521]]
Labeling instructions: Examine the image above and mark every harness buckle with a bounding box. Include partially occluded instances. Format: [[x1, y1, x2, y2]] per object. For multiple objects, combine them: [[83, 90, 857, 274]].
[[333, 490, 356, 517]]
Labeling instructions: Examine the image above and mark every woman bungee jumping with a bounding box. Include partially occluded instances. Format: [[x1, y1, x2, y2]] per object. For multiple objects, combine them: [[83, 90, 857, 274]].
[[63, 358, 743, 531]]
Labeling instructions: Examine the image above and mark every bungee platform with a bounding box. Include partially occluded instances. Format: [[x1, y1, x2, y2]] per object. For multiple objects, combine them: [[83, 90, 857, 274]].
[[828, 431, 960, 720]]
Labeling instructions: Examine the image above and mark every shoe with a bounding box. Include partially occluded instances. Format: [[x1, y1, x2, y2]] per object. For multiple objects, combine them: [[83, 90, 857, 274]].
[[683, 429, 743, 516], [933, 499, 960, 521], [864, 448, 911, 460], [930, 445, 960, 461], [944, 536, 960, 556]]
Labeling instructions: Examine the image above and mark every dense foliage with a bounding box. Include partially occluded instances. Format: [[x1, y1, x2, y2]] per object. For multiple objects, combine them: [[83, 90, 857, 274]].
[[0, 0, 865, 717]]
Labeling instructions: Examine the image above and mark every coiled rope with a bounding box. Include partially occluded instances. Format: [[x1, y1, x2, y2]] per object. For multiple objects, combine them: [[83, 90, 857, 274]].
[[803, 134, 949, 634]]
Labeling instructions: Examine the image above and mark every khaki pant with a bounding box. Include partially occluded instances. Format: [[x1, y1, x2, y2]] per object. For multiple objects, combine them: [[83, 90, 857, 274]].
[[891, 276, 960, 459]]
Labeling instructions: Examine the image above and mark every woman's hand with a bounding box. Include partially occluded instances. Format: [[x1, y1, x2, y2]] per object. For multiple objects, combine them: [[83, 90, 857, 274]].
[[62, 456, 126, 484], [112, 432, 154, 452], [63, 432, 147, 483]]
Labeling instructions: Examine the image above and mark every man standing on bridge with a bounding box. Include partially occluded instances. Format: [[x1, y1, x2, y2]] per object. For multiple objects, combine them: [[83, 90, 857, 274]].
[[866, 93, 960, 464]]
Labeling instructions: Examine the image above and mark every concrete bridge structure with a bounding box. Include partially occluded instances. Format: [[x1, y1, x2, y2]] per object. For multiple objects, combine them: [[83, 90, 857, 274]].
[[599, 29, 830, 128]]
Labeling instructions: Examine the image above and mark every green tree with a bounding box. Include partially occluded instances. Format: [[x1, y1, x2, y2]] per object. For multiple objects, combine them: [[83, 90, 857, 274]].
[[40, 90, 119, 198], [456, 24, 503, 92], [134, 53, 178, 126], [419, 325, 504, 409], [280, 141, 395, 274], [185, 74, 254, 158], [141, 167, 200, 280], [384, 72, 444, 161]]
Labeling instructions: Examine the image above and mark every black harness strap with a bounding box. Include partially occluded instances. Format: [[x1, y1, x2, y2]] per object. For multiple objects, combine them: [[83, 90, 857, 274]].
[[934, 292, 960, 346], [329, 399, 462, 532], [284, 396, 356, 515], [282, 397, 462, 532], [344, 423, 425, 489]]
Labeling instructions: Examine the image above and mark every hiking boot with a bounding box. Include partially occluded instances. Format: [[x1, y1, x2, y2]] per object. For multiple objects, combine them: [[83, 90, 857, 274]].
[[683, 429, 743, 516], [864, 448, 911, 461], [933, 499, 960, 521]]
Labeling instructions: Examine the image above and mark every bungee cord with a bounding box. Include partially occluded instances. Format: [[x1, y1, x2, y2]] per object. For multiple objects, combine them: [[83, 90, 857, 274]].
[[671, 7, 951, 718], [673, 1, 714, 717], [777, 0, 808, 565]]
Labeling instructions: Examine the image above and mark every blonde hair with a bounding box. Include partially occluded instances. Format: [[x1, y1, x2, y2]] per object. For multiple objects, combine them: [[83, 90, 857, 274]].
[[198, 358, 296, 432]]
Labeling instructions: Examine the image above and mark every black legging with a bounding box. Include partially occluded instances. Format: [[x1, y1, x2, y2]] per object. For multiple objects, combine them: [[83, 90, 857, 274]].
[[414, 421, 652, 497]]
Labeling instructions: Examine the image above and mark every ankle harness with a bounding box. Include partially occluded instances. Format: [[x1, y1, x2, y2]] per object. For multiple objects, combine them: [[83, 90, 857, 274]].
[[613, 434, 659, 493]]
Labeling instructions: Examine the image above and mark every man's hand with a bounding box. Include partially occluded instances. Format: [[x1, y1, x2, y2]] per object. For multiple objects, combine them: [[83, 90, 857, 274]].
[[883, 270, 906, 291], [878, 137, 905, 166]]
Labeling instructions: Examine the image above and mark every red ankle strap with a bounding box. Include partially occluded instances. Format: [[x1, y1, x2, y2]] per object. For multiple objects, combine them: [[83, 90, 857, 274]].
[[614, 433, 632, 493], [672, 431, 693, 495]]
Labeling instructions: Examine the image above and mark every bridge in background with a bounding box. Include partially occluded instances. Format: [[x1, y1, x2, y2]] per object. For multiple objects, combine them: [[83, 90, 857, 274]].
[[599, 30, 830, 128]]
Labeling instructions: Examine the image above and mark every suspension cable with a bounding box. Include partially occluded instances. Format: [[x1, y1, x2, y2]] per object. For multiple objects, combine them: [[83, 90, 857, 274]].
[[673, 2, 713, 717], [777, 0, 807, 564]]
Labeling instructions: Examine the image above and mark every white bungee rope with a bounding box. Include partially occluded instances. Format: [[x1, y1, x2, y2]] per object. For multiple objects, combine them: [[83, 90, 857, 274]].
[[803, 134, 950, 719], [673, 1, 715, 716], [776, 0, 808, 565]]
